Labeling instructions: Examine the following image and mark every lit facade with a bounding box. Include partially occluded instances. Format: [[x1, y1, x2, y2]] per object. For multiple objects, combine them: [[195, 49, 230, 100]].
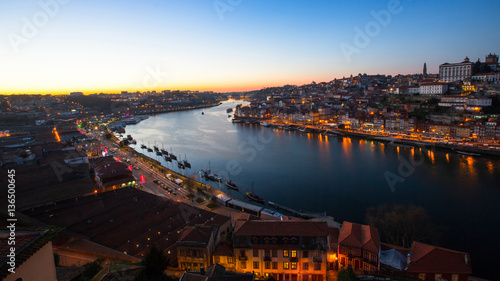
[[232, 221, 336, 281], [439, 57, 473, 82]]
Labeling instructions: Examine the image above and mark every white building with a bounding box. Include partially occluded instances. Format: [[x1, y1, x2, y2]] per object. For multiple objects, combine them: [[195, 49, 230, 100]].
[[438, 96, 466, 107], [395, 86, 419, 95], [467, 97, 492, 107], [471, 72, 500, 84], [420, 83, 448, 95], [439, 57, 473, 82]]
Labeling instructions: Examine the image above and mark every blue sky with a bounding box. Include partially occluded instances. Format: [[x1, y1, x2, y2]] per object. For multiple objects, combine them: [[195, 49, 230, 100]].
[[1, 0, 499, 94]]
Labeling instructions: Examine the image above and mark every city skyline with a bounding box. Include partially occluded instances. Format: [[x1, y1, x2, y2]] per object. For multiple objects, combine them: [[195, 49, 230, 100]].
[[1, 0, 500, 94]]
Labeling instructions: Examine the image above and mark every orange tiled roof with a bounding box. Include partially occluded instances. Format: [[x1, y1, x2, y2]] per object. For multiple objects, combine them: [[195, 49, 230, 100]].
[[338, 221, 380, 253], [234, 221, 328, 237], [407, 241, 472, 274]]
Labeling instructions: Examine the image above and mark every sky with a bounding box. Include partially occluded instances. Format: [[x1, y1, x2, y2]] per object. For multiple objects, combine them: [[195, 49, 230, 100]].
[[1, 0, 500, 94]]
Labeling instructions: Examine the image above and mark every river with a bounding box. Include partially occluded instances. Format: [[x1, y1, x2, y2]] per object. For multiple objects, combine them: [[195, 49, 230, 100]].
[[125, 100, 500, 279]]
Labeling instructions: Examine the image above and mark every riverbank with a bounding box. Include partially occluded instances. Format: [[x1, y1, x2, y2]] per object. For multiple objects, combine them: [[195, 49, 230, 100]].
[[328, 129, 500, 158], [240, 118, 500, 158], [110, 102, 223, 131]]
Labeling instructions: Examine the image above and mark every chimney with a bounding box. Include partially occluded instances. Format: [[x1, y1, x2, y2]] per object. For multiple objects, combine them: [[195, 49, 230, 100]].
[[200, 266, 205, 275]]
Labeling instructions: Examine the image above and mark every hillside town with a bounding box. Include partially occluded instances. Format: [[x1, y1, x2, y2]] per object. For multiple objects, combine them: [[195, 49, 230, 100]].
[[234, 54, 500, 150]]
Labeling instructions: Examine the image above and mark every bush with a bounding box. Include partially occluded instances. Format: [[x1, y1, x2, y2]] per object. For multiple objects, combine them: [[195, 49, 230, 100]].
[[337, 267, 358, 281], [80, 258, 105, 280]]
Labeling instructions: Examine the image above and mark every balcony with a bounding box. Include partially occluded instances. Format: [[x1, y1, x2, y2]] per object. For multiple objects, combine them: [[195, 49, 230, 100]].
[[238, 256, 248, 261]]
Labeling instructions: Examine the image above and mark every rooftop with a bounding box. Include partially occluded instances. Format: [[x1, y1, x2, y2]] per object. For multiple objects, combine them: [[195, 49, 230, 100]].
[[407, 241, 472, 274], [234, 220, 328, 237]]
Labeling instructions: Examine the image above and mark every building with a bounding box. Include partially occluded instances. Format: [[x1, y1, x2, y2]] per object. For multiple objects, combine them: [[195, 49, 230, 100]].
[[439, 57, 473, 82], [179, 263, 254, 281], [0, 230, 58, 281], [177, 226, 219, 272], [338, 222, 380, 274], [466, 97, 492, 107], [233, 220, 334, 281], [406, 241, 472, 281], [484, 53, 499, 71], [438, 96, 467, 109], [92, 156, 136, 191], [471, 72, 500, 84], [395, 86, 420, 95], [419, 83, 449, 95]]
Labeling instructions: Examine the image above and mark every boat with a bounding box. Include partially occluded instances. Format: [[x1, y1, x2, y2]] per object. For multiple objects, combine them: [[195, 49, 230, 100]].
[[164, 155, 172, 162], [140, 144, 147, 149], [183, 154, 191, 168], [156, 151, 162, 156], [227, 108, 233, 113], [177, 162, 185, 169], [202, 112, 204, 115], [169, 147, 177, 160], [260, 122, 270, 127], [161, 144, 168, 155], [147, 147, 153, 152], [202, 161, 221, 182], [456, 150, 481, 156], [226, 180, 238, 190], [246, 182, 265, 204], [225, 172, 238, 190], [153, 146, 159, 152], [203, 170, 221, 182], [298, 127, 310, 133]]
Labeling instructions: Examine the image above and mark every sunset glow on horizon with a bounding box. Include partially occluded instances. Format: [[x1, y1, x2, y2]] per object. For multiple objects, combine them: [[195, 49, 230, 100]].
[[1, 0, 500, 95]]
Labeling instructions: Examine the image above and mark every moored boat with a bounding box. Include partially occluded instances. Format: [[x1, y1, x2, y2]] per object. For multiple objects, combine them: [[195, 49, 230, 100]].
[[246, 182, 264, 204], [183, 154, 191, 168], [226, 179, 238, 190], [247, 192, 265, 204]]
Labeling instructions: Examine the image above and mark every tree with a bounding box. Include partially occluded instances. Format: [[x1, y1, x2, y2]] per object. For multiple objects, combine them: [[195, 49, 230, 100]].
[[80, 258, 105, 280], [337, 267, 358, 281], [137, 245, 171, 281], [366, 205, 438, 248]]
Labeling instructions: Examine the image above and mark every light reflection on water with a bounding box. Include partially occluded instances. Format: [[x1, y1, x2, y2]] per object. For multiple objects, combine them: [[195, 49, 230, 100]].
[[125, 100, 500, 279]]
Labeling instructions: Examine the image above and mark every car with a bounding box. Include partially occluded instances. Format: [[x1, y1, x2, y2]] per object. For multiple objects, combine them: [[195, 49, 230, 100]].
[[153, 179, 160, 184]]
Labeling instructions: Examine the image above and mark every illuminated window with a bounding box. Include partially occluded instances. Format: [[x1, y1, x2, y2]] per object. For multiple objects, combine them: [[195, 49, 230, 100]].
[[291, 262, 297, 270], [283, 250, 289, 257], [291, 250, 297, 258], [283, 262, 289, 270]]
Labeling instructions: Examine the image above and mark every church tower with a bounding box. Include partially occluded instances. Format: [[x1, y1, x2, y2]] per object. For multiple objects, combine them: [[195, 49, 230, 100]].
[[423, 63, 427, 76]]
